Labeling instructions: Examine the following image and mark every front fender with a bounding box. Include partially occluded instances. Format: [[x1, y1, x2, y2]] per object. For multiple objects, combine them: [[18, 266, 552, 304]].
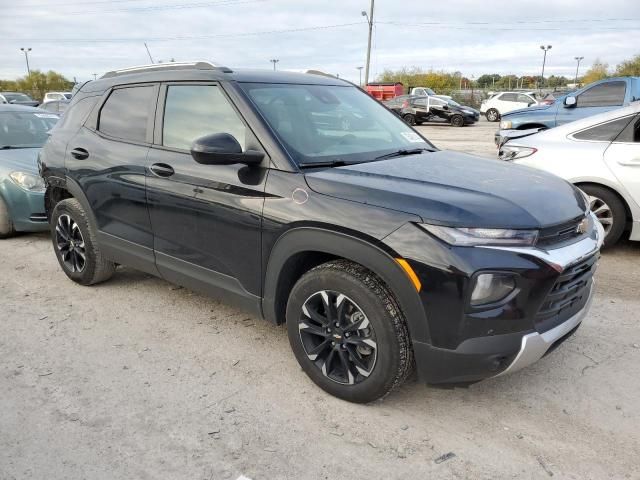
[[262, 226, 431, 344]]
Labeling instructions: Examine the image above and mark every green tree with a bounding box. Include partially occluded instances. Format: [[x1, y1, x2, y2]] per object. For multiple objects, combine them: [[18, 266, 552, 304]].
[[581, 59, 609, 84], [377, 67, 459, 94], [615, 54, 640, 76], [4, 70, 74, 101], [476, 74, 501, 89]]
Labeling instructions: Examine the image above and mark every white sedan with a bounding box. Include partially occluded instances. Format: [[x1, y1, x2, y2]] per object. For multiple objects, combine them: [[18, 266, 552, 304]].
[[498, 102, 640, 247], [481, 91, 539, 122]]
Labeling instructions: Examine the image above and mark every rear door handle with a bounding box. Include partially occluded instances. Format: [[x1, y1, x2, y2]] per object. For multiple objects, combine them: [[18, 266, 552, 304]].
[[70, 147, 89, 160], [150, 163, 175, 177]]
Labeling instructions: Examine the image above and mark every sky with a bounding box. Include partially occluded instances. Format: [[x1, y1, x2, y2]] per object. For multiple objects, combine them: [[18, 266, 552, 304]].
[[1, 0, 639, 84]]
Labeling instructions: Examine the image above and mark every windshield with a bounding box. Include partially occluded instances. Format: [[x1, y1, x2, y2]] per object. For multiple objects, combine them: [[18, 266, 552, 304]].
[[447, 99, 461, 107], [0, 112, 58, 148], [4, 93, 33, 102], [240, 83, 433, 165]]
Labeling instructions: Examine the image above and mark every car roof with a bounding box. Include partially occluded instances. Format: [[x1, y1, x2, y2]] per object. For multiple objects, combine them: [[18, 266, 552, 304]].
[[0, 104, 50, 113], [79, 63, 352, 95]]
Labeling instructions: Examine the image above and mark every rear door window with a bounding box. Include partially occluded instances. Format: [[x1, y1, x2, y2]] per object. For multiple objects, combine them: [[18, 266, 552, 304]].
[[572, 116, 634, 142], [98, 85, 155, 142], [501, 93, 518, 102], [577, 81, 626, 107]]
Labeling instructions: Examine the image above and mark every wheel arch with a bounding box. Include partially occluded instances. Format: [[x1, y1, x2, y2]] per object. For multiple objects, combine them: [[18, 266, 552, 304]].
[[44, 176, 98, 228], [574, 180, 634, 224], [262, 227, 431, 344]]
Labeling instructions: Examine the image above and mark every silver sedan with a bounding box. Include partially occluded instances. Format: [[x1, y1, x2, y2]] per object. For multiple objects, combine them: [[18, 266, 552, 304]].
[[498, 102, 640, 247]]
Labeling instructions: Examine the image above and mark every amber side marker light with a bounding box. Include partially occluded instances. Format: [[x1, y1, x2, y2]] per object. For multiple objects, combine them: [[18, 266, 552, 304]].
[[395, 258, 422, 292]]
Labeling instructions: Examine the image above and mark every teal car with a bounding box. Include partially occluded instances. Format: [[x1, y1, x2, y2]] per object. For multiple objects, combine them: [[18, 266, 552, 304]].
[[0, 105, 58, 238]]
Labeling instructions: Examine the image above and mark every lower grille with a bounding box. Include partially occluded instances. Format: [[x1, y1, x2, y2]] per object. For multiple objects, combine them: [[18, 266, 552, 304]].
[[535, 253, 598, 332]]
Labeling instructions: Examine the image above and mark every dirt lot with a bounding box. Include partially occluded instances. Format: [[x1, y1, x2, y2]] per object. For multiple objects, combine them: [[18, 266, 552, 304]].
[[1, 119, 639, 480]]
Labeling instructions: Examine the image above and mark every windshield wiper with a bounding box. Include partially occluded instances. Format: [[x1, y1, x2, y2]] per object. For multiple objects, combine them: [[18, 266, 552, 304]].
[[298, 159, 360, 169], [0, 145, 29, 150], [373, 148, 431, 161]]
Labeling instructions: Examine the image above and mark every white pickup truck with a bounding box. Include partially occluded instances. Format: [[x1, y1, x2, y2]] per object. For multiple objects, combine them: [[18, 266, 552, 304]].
[[410, 87, 452, 100]]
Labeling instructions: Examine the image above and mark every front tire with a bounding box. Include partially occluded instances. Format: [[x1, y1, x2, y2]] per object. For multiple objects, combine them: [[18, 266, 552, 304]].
[[286, 260, 414, 403], [485, 108, 500, 122], [402, 113, 416, 126], [580, 185, 626, 248], [0, 196, 15, 239], [451, 115, 465, 127], [50, 198, 116, 285]]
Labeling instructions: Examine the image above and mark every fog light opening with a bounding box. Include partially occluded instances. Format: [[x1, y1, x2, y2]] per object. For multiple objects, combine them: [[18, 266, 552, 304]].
[[470, 273, 516, 307]]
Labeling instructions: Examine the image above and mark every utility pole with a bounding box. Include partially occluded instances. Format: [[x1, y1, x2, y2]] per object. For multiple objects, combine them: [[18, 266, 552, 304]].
[[144, 42, 155, 64], [539, 45, 552, 90], [361, 0, 375, 87], [93, 73, 97, 80], [574, 56, 584, 86], [269, 59, 279, 71], [20, 47, 32, 76], [356, 66, 363, 87]]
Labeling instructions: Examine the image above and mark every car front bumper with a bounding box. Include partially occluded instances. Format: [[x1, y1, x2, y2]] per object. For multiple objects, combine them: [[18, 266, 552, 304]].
[[0, 180, 48, 233], [385, 212, 604, 386]]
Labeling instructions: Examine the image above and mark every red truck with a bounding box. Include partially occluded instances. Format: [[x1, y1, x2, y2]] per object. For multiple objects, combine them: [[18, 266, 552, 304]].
[[365, 82, 403, 101]]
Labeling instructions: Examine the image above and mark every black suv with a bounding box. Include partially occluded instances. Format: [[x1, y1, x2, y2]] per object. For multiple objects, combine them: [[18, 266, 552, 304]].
[[39, 62, 603, 403]]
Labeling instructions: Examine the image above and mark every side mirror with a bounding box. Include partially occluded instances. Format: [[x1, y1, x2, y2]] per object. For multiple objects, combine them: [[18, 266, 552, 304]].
[[527, 102, 535, 107], [190, 133, 264, 166], [564, 96, 577, 107], [9, 100, 16, 104], [442, 104, 449, 110]]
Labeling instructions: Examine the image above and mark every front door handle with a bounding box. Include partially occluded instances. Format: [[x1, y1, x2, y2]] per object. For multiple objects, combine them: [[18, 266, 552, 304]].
[[617, 157, 640, 167], [70, 147, 89, 160], [150, 163, 175, 177]]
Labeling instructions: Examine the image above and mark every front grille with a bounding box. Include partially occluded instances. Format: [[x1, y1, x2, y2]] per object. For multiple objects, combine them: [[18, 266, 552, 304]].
[[535, 253, 598, 332], [537, 216, 586, 248]]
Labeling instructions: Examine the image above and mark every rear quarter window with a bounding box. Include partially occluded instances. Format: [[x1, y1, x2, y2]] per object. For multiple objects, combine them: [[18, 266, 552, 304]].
[[572, 116, 635, 142]]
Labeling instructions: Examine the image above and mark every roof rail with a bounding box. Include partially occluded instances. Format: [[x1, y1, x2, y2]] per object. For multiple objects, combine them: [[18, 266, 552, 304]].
[[101, 61, 232, 79]]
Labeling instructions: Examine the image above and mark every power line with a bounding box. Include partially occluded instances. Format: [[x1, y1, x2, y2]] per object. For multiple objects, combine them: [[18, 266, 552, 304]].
[[377, 21, 638, 31], [9, 0, 157, 8], [7, 22, 364, 44], [7, 0, 266, 16]]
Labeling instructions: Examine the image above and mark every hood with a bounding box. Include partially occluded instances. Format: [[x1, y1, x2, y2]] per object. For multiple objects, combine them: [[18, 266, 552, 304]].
[[0, 148, 41, 174], [502, 104, 552, 118], [304, 151, 585, 229]]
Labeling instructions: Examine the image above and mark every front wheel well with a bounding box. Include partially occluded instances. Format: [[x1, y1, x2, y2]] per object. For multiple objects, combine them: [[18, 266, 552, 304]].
[[272, 251, 339, 325], [44, 186, 73, 221]]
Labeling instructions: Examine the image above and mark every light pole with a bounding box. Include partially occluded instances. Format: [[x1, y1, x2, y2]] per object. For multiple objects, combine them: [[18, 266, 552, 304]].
[[574, 56, 584, 86], [93, 73, 97, 80], [20, 47, 32, 76], [269, 59, 279, 71], [539, 45, 552, 89], [356, 66, 363, 87], [361, 0, 375, 87]]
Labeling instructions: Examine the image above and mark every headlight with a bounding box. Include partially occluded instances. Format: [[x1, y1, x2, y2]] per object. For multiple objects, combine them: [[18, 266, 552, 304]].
[[420, 224, 538, 247], [498, 144, 537, 161], [500, 120, 513, 129], [470, 273, 517, 306], [9, 171, 45, 192]]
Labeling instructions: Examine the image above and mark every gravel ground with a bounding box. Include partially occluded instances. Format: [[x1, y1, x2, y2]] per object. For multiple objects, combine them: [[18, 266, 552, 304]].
[[1, 119, 639, 480]]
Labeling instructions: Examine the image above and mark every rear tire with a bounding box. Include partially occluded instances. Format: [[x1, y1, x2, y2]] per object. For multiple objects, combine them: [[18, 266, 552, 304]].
[[579, 185, 626, 248], [286, 260, 414, 403], [486, 108, 500, 122], [451, 115, 465, 127], [402, 114, 416, 126], [0, 196, 15, 239], [50, 198, 116, 285]]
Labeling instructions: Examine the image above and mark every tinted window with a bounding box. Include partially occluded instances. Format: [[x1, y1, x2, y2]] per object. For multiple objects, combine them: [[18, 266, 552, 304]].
[[573, 116, 634, 142], [517, 94, 533, 104], [577, 81, 626, 107], [162, 85, 246, 151], [615, 115, 640, 143], [98, 86, 154, 142], [501, 93, 518, 102]]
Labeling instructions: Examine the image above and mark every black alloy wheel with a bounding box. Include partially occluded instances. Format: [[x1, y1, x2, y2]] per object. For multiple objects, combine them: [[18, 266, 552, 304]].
[[403, 113, 416, 126], [298, 290, 377, 385], [451, 115, 465, 127], [55, 214, 87, 273]]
